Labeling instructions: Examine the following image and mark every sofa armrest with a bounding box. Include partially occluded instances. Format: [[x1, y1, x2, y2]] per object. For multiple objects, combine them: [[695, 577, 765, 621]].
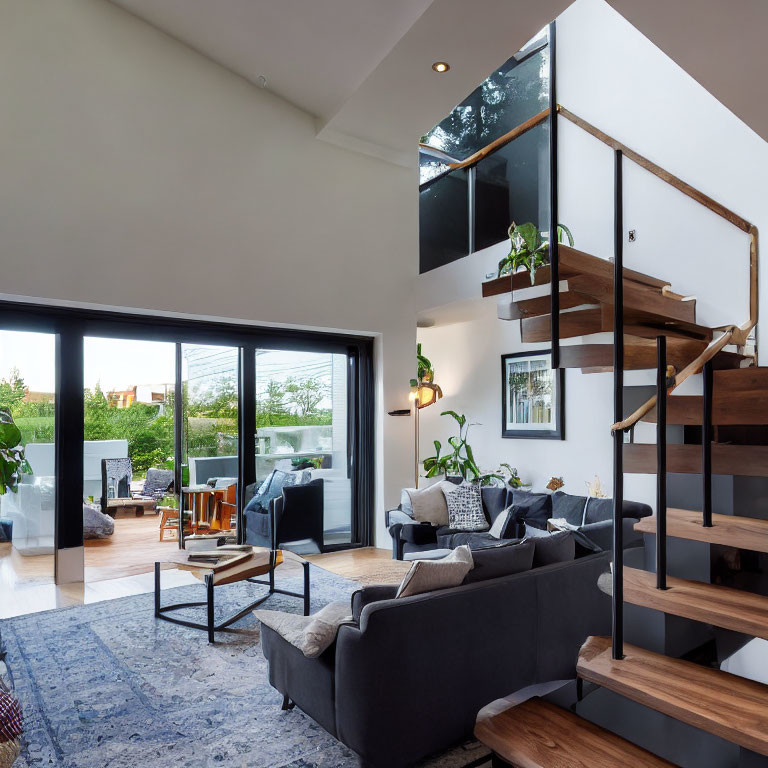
[[386, 509, 413, 527], [351, 585, 399, 622]]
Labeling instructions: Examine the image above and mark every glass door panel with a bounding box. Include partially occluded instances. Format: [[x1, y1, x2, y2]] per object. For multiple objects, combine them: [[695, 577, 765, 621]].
[[83, 337, 177, 580], [181, 344, 239, 543], [254, 350, 351, 548], [0, 330, 56, 588]]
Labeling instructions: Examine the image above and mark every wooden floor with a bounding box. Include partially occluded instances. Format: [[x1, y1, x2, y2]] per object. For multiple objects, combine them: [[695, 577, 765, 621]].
[[0, 513, 402, 618]]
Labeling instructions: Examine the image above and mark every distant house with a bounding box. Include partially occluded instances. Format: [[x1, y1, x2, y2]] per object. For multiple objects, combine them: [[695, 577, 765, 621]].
[[106, 385, 169, 409]]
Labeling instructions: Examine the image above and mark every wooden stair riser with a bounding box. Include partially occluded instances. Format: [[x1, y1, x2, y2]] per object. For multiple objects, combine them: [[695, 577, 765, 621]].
[[634, 508, 768, 553], [624, 443, 768, 477], [623, 566, 768, 641], [578, 636, 768, 756]]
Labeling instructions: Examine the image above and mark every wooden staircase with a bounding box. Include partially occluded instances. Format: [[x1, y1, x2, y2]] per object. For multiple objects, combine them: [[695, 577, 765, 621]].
[[479, 242, 768, 765], [482, 244, 750, 373]]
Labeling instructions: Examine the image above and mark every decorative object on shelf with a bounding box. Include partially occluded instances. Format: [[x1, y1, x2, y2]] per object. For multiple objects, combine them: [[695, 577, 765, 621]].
[[410, 344, 443, 487], [585, 475, 607, 498], [546, 476, 565, 492], [0, 408, 31, 496], [497, 221, 574, 284], [422, 411, 481, 483], [501, 350, 564, 440]]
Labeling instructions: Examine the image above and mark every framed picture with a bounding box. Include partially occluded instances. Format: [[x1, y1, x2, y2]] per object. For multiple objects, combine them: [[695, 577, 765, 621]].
[[501, 350, 564, 439]]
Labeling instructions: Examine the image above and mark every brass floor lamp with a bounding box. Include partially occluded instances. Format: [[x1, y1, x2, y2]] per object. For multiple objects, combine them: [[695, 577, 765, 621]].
[[409, 379, 442, 488]]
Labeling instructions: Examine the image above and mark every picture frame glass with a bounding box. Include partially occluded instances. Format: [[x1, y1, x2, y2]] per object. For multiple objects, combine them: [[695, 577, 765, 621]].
[[503, 351, 559, 435]]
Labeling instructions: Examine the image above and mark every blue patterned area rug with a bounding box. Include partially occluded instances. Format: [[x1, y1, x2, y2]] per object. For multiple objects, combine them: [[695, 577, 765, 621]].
[[3, 565, 487, 767]]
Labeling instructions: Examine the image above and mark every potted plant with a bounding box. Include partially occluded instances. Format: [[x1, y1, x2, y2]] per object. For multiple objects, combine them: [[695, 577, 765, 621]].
[[422, 411, 481, 482], [0, 408, 31, 495], [497, 221, 574, 284]]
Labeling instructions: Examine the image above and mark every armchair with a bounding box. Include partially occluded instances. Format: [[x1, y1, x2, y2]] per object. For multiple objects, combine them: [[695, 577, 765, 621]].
[[245, 478, 324, 555]]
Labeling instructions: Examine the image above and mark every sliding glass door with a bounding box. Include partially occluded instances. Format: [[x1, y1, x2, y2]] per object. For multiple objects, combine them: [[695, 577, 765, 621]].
[[181, 344, 239, 543], [0, 330, 56, 589], [254, 349, 352, 547]]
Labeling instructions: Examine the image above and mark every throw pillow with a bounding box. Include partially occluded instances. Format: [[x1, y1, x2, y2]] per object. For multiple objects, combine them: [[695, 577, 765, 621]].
[[524, 525, 576, 567], [488, 505, 515, 539], [406, 481, 454, 526], [396, 545, 474, 598], [462, 539, 534, 584], [254, 601, 352, 658], [443, 483, 488, 532], [244, 469, 308, 516], [551, 491, 589, 526], [511, 491, 552, 530]]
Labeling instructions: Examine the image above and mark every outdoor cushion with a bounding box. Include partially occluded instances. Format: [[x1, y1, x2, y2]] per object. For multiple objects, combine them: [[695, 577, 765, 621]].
[[244, 469, 310, 516], [83, 503, 114, 539], [141, 468, 174, 498], [462, 539, 533, 584]]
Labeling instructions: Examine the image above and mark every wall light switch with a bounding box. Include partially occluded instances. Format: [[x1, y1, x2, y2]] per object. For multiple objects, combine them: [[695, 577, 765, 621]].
[[628, 230, 637, 242]]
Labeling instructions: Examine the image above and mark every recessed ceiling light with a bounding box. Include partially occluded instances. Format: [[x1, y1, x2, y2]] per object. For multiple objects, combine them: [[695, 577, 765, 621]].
[[432, 61, 450, 73]]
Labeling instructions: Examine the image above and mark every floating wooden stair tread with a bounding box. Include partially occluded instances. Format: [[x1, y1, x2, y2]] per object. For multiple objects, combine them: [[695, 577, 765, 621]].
[[624, 443, 768, 477], [559, 337, 746, 372], [474, 697, 675, 768], [577, 635, 768, 756], [634, 508, 768, 553], [624, 566, 768, 640], [643, 368, 768, 424], [482, 267, 551, 297]]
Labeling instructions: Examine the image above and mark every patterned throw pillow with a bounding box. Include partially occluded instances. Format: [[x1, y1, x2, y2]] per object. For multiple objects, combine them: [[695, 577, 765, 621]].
[[442, 483, 488, 532]]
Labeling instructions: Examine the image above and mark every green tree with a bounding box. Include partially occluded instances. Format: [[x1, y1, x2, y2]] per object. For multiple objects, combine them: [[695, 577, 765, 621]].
[[285, 376, 327, 418], [0, 368, 27, 412]]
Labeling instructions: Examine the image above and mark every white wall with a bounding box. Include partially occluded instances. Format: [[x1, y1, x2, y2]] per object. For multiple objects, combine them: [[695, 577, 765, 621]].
[[0, 0, 418, 547], [416, 0, 768, 508]]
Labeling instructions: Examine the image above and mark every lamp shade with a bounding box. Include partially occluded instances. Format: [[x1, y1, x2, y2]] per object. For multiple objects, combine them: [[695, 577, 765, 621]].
[[413, 382, 442, 409]]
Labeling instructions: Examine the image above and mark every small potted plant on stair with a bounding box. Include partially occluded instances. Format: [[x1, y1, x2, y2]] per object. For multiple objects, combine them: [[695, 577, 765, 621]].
[[497, 221, 574, 284]]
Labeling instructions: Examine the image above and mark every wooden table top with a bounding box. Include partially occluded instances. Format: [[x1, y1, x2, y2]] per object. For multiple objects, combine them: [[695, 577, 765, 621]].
[[157, 546, 291, 586]]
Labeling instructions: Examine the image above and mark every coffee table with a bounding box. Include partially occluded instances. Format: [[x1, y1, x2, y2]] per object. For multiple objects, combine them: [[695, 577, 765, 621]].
[[154, 546, 310, 643]]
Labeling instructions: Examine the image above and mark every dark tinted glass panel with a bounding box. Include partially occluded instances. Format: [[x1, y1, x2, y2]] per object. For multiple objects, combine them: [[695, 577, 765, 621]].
[[474, 122, 549, 252], [421, 35, 548, 161], [419, 169, 469, 273]]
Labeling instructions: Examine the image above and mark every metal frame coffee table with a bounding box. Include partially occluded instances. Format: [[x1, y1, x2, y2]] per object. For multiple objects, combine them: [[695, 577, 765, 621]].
[[154, 547, 310, 643]]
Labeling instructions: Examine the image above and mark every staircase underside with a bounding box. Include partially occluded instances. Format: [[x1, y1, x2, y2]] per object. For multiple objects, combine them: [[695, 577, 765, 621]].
[[474, 697, 676, 768], [624, 443, 768, 477], [577, 636, 768, 756]]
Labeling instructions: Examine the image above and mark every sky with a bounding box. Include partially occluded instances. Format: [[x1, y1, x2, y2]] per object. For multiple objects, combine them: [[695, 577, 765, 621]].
[[0, 330, 337, 406]]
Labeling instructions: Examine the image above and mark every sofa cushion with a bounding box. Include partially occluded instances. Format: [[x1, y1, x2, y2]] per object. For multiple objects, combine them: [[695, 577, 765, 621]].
[[406, 481, 454, 526], [583, 497, 612, 524], [524, 525, 576, 567], [551, 492, 589, 526], [396, 545, 473, 598], [443, 484, 488, 532], [437, 530, 508, 550], [481, 486, 510, 525], [511, 491, 552, 531], [488, 505, 518, 539], [244, 469, 309, 516], [462, 540, 534, 584]]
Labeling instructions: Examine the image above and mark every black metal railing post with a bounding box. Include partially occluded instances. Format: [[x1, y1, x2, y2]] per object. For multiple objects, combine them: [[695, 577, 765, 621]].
[[612, 148, 624, 660], [656, 335, 668, 590], [548, 19, 559, 370], [702, 360, 714, 527]]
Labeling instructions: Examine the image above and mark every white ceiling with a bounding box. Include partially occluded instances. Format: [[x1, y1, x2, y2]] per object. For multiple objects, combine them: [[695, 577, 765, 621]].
[[108, 0, 768, 166], [109, 0, 435, 121]]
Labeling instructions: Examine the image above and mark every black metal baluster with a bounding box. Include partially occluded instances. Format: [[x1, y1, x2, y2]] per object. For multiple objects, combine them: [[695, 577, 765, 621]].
[[548, 20, 559, 370], [656, 336, 667, 590], [702, 361, 714, 527], [612, 148, 624, 660]]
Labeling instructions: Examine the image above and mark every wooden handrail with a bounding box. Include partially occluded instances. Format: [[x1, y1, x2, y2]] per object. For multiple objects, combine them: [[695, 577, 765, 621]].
[[611, 327, 738, 432]]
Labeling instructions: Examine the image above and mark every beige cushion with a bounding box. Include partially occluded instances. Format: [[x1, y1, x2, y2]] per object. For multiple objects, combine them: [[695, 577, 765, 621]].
[[406, 481, 454, 526], [254, 600, 352, 658], [396, 545, 474, 598]]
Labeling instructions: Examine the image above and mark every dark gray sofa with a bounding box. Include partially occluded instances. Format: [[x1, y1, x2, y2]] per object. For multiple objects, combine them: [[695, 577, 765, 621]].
[[386, 487, 652, 559], [260, 548, 612, 767]]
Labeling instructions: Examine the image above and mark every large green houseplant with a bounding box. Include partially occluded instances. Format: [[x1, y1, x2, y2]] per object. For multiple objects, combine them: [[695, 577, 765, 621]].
[[497, 221, 574, 284], [0, 407, 31, 495], [422, 411, 481, 482]]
